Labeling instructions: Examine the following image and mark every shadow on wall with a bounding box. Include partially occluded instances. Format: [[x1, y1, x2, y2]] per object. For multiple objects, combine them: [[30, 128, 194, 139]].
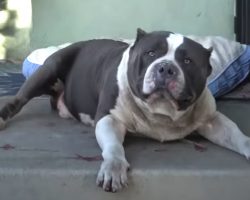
[[0, 0, 32, 61]]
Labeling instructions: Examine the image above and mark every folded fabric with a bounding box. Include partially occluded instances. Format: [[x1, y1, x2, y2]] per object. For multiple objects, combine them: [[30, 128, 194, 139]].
[[22, 37, 250, 98], [22, 43, 71, 79]]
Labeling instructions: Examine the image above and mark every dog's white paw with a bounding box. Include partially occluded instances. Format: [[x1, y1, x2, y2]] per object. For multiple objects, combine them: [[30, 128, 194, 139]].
[[96, 158, 130, 192], [0, 117, 6, 130]]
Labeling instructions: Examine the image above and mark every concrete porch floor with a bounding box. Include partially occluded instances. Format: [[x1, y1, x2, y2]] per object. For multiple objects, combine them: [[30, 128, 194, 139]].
[[0, 97, 249, 200]]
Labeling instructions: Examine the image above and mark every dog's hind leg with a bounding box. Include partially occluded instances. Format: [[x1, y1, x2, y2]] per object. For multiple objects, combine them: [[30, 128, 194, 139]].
[[0, 43, 82, 129], [0, 65, 60, 129]]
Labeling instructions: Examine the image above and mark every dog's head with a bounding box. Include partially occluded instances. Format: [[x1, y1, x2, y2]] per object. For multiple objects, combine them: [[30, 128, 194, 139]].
[[127, 29, 212, 111]]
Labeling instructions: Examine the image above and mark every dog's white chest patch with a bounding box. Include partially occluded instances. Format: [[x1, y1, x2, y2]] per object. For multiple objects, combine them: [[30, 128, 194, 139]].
[[112, 91, 197, 142], [129, 113, 195, 142]]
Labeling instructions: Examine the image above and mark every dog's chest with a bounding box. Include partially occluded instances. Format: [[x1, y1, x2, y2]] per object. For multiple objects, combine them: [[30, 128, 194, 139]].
[[111, 91, 204, 142], [128, 110, 200, 141]]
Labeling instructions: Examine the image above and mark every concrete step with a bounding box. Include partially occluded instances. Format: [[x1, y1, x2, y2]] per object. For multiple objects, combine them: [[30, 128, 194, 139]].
[[0, 97, 249, 200]]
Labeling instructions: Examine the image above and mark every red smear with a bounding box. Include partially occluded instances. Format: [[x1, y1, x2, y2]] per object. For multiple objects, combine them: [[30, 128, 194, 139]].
[[183, 139, 207, 152], [154, 148, 168, 152], [74, 154, 103, 162], [0, 144, 15, 150], [194, 143, 207, 152]]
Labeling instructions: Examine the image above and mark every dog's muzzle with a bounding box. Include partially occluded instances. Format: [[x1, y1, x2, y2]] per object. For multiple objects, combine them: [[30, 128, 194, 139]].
[[154, 61, 178, 89], [150, 61, 195, 110]]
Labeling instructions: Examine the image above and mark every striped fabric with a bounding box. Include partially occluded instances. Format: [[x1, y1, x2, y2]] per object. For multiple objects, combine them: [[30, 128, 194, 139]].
[[207, 46, 250, 97]]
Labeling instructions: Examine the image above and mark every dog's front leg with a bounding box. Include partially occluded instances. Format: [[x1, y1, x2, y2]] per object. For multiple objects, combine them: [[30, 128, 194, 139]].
[[198, 111, 250, 159], [95, 114, 129, 192]]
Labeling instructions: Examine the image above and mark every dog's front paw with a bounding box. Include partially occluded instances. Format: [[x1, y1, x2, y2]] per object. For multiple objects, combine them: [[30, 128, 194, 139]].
[[0, 117, 6, 130], [96, 158, 130, 192]]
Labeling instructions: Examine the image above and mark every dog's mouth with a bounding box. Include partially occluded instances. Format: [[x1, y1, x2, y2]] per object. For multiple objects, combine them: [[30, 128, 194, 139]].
[[144, 88, 194, 111], [144, 89, 178, 107]]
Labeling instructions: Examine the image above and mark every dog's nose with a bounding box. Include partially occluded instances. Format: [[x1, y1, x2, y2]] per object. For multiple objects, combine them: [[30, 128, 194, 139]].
[[157, 62, 177, 78], [155, 61, 178, 88]]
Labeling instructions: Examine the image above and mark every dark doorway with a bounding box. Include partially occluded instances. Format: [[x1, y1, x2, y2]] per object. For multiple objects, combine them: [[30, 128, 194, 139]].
[[235, 0, 250, 44]]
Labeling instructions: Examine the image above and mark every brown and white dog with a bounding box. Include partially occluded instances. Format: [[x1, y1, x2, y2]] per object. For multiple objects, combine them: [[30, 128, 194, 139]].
[[0, 29, 250, 192]]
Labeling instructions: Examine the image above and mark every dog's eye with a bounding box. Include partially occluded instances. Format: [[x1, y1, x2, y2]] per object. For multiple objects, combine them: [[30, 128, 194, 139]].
[[147, 51, 156, 57], [184, 58, 191, 64]]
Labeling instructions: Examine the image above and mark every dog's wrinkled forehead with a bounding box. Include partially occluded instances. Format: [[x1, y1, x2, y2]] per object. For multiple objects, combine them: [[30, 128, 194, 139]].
[[133, 31, 171, 54], [129, 31, 190, 72]]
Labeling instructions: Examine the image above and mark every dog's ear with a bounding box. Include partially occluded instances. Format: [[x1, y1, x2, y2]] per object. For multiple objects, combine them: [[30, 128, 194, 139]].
[[135, 28, 147, 43], [131, 28, 147, 49], [207, 47, 213, 54]]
